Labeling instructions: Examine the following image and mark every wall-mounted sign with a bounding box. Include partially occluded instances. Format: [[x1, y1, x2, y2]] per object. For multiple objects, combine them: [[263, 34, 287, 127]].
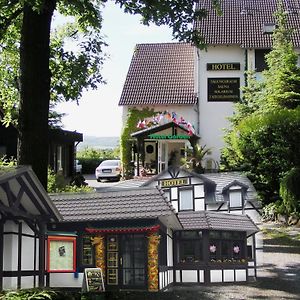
[[83, 268, 105, 292], [161, 178, 188, 187], [148, 134, 190, 140], [47, 236, 76, 273], [207, 63, 240, 71], [208, 78, 240, 102]]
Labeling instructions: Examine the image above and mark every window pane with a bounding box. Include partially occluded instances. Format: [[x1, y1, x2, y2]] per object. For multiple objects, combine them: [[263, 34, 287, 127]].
[[82, 237, 93, 265], [194, 185, 204, 198], [209, 231, 221, 239], [179, 189, 193, 210], [181, 231, 199, 239], [229, 191, 242, 207]]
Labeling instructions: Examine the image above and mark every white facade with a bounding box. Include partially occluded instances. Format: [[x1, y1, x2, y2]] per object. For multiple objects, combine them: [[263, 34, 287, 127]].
[[2, 221, 38, 290], [197, 45, 246, 165]]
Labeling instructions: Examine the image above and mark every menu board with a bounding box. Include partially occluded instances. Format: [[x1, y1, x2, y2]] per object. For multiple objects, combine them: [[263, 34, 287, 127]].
[[84, 268, 105, 292]]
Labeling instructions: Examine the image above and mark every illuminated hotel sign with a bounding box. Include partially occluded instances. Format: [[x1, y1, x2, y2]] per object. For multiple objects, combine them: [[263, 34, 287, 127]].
[[207, 63, 240, 71], [208, 78, 240, 102], [148, 134, 190, 140], [161, 178, 188, 187]]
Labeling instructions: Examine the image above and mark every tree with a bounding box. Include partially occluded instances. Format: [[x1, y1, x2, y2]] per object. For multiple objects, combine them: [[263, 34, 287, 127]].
[[0, 0, 220, 188], [221, 3, 300, 206]]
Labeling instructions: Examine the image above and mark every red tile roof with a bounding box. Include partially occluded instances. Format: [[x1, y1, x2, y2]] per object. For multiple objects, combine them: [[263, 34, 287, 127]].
[[195, 0, 300, 48], [118, 43, 197, 106]]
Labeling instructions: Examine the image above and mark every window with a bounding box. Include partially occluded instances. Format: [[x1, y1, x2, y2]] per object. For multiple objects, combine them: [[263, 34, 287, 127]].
[[176, 231, 202, 263], [255, 49, 270, 72], [229, 190, 242, 208], [179, 189, 193, 211], [82, 236, 94, 266], [209, 231, 245, 262]]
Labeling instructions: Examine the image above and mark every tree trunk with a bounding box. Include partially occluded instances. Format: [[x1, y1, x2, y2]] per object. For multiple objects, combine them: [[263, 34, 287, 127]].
[[18, 1, 56, 189]]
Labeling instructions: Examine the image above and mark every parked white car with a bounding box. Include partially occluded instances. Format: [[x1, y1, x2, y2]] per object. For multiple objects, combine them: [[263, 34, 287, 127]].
[[95, 159, 121, 182]]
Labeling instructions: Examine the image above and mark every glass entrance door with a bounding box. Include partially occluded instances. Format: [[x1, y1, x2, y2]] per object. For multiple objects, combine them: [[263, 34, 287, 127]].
[[120, 234, 147, 289], [158, 141, 168, 173]]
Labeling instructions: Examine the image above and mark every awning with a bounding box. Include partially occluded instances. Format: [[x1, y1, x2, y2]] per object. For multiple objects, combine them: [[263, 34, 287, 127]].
[[85, 224, 160, 234]]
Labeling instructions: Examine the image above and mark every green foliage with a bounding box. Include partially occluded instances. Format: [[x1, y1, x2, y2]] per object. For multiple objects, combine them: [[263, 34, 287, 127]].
[[181, 144, 211, 173], [120, 107, 155, 178], [280, 168, 300, 214], [0, 289, 57, 300], [0, 1, 107, 126], [0, 155, 17, 168], [47, 168, 92, 193], [224, 108, 300, 203], [77, 147, 119, 174], [222, 4, 300, 207], [261, 6, 300, 111], [116, 0, 221, 49]]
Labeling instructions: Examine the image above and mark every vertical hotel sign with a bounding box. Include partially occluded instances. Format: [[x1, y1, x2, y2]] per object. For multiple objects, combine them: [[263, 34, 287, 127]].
[[208, 78, 240, 102]]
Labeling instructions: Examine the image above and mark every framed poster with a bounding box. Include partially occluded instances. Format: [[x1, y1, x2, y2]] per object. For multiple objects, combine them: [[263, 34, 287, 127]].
[[47, 236, 76, 272], [84, 268, 105, 292]]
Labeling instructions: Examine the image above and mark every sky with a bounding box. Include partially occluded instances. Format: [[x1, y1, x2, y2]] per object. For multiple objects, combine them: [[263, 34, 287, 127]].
[[56, 2, 174, 137]]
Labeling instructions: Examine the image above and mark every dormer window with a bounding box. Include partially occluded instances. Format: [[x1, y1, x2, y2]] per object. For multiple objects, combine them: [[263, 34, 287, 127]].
[[229, 188, 242, 208], [263, 23, 276, 34], [222, 181, 249, 210]]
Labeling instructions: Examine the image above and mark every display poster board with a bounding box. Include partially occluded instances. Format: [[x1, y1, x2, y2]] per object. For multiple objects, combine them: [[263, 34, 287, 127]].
[[83, 268, 105, 292], [47, 236, 76, 272]]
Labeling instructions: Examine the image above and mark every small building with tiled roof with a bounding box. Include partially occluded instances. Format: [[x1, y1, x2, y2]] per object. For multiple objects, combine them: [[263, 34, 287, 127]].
[[46, 184, 259, 290], [0, 167, 260, 291], [118, 0, 300, 171]]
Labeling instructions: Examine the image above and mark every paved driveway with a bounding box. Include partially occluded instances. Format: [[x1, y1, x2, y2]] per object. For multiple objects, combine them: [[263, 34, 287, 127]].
[[83, 174, 120, 190]]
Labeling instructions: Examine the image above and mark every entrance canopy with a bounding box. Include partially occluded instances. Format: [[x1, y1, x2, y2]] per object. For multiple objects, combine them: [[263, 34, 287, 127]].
[[131, 120, 200, 175]]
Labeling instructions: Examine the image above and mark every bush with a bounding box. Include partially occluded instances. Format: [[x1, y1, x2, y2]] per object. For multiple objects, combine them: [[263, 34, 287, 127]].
[[47, 168, 93, 193], [262, 201, 285, 221], [280, 168, 300, 214]]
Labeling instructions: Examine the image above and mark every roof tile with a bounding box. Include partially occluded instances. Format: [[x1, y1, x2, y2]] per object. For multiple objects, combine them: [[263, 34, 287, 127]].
[[118, 43, 197, 106], [196, 0, 300, 48]]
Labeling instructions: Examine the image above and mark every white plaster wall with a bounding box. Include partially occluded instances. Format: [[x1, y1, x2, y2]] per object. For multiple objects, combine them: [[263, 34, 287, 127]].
[[176, 270, 181, 283], [3, 277, 17, 290], [223, 269, 234, 282], [3, 233, 18, 271], [21, 236, 35, 270], [167, 229, 173, 267], [199, 270, 204, 283], [181, 270, 198, 282], [210, 270, 222, 283], [159, 272, 164, 290], [49, 273, 84, 288], [248, 268, 255, 277], [235, 269, 247, 281], [168, 270, 173, 284], [195, 198, 205, 211], [21, 276, 34, 289], [22, 222, 34, 235], [198, 45, 246, 164]]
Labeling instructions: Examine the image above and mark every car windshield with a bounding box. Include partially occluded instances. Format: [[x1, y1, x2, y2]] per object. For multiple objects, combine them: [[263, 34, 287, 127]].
[[101, 160, 119, 167]]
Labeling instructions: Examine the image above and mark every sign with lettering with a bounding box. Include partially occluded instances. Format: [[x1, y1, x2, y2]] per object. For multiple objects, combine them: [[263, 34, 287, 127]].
[[83, 268, 105, 292], [161, 178, 188, 187], [207, 63, 240, 71], [148, 134, 190, 140], [208, 78, 240, 102]]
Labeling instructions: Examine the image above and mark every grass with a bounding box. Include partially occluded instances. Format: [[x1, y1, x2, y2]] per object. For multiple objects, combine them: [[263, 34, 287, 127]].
[[262, 226, 300, 246]]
